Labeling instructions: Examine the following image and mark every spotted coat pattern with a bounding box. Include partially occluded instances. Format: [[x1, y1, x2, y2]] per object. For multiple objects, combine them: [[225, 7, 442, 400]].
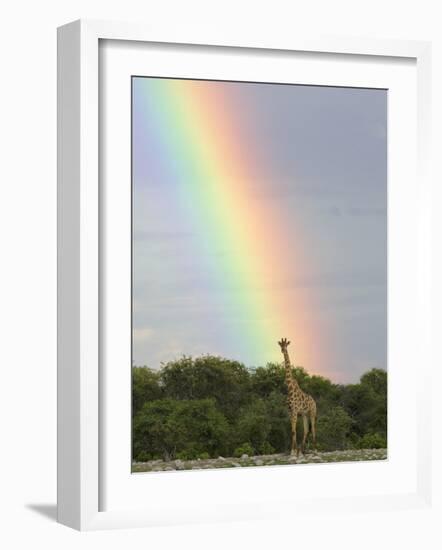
[[278, 338, 317, 456]]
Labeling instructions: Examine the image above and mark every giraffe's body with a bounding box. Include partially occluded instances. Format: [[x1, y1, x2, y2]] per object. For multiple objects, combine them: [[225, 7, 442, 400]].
[[278, 338, 317, 456]]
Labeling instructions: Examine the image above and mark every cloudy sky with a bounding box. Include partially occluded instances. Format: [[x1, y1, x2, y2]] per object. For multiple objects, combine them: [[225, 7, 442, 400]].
[[132, 78, 387, 383]]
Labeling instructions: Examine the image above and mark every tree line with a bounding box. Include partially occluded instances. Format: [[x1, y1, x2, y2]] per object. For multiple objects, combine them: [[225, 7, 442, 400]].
[[132, 355, 387, 462]]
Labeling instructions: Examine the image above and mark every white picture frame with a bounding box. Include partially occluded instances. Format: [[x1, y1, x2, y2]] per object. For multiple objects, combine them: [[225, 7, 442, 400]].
[[57, 19, 433, 531]]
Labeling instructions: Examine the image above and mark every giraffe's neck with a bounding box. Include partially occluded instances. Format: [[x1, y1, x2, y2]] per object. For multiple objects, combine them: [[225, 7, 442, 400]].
[[282, 349, 300, 395]]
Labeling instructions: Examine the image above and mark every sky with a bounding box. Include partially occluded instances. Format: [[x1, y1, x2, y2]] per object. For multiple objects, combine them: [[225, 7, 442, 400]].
[[132, 77, 387, 383]]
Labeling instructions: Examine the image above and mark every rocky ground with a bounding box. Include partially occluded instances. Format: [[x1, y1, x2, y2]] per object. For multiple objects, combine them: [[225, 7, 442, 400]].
[[132, 448, 387, 473]]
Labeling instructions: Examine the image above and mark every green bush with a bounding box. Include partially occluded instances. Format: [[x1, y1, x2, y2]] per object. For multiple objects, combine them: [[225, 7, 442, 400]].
[[134, 451, 154, 462], [264, 391, 291, 453], [259, 441, 276, 455], [236, 399, 271, 454], [175, 449, 212, 460], [133, 398, 229, 461], [175, 448, 200, 460], [132, 366, 162, 415], [316, 406, 353, 451], [234, 443, 254, 457], [160, 355, 250, 421], [356, 433, 387, 449]]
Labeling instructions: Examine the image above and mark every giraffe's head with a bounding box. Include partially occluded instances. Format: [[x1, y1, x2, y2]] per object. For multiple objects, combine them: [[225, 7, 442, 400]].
[[278, 338, 291, 352]]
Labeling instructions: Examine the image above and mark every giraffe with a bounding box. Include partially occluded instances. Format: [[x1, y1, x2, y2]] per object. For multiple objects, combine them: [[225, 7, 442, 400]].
[[278, 338, 317, 456]]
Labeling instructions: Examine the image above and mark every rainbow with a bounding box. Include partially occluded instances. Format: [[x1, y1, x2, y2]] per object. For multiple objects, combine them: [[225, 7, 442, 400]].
[[133, 77, 327, 374]]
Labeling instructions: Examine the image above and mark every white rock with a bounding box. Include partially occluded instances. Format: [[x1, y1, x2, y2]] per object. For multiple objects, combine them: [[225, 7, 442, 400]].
[[241, 454, 249, 459]]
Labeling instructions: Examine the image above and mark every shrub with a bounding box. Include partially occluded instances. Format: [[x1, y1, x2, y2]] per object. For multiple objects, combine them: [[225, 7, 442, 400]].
[[236, 399, 271, 454], [175, 448, 211, 460], [132, 366, 162, 415], [341, 369, 387, 438], [316, 406, 353, 451], [357, 432, 387, 449], [264, 391, 291, 453], [175, 448, 200, 460], [160, 355, 250, 421], [259, 441, 275, 455], [234, 442, 254, 457], [133, 398, 229, 461], [134, 451, 154, 462]]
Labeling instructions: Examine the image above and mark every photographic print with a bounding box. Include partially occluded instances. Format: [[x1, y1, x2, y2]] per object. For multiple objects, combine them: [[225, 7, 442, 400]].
[[131, 77, 387, 473]]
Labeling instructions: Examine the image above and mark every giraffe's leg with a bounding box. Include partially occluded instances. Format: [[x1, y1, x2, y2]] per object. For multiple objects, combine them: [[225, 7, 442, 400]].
[[301, 415, 309, 455], [310, 413, 317, 451], [290, 414, 298, 456]]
